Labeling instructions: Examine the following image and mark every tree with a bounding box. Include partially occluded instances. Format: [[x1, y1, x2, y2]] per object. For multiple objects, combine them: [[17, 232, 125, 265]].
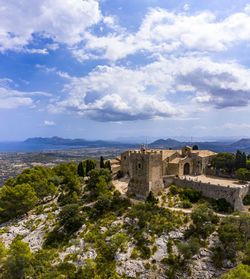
[[2, 237, 33, 279], [0, 184, 38, 221], [235, 150, 247, 170], [104, 160, 111, 171], [235, 168, 250, 182], [85, 159, 96, 175], [211, 153, 235, 173], [14, 167, 57, 200], [86, 168, 112, 195], [221, 264, 250, 279], [190, 204, 219, 239], [77, 161, 85, 177], [146, 191, 158, 206], [100, 156, 105, 168], [246, 160, 250, 170], [177, 238, 200, 261], [192, 145, 198, 150], [218, 222, 244, 259], [58, 203, 84, 234]]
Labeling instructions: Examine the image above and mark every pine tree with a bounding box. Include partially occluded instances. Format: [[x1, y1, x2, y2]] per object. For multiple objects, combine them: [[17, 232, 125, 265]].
[[100, 156, 105, 168], [77, 161, 85, 177], [104, 160, 111, 171]]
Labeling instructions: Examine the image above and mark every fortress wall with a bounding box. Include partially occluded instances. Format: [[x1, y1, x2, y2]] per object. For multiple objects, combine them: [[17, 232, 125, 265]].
[[173, 177, 250, 211]]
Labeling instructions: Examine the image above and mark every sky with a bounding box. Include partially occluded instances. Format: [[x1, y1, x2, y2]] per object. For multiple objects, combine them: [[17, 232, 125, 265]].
[[0, 0, 250, 142]]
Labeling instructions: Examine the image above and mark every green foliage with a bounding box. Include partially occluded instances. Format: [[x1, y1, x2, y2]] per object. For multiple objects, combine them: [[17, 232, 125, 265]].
[[86, 168, 112, 200], [181, 200, 192, 208], [212, 246, 224, 268], [126, 202, 183, 237], [53, 162, 80, 192], [189, 204, 219, 239], [92, 193, 112, 216], [146, 191, 158, 206], [58, 203, 84, 234], [169, 185, 178, 195], [15, 166, 57, 200], [110, 190, 131, 214], [0, 183, 38, 221], [75, 259, 97, 279], [177, 237, 201, 260], [192, 145, 198, 150], [236, 168, 250, 182], [130, 247, 139, 259], [43, 229, 69, 249], [29, 249, 58, 277], [211, 152, 236, 173], [2, 237, 33, 279], [220, 264, 250, 279], [243, 195, 250, 205], [58, 191, 78, 206], [246, 160, 250, 170], [104, 160, 112, 171], [235, 150, 247, 170], [179, 188, 201, 203], [211, 198, 233, 213], [85, 159, 97, 175], [0, 238, 6, 264], [100, 156, 105, 168], [77, 161, 85, 177], [242, 240, 250, 265], [218, 221, 244, 259]]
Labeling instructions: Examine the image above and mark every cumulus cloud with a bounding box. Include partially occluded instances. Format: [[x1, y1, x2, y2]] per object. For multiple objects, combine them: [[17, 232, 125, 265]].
[[0, 79, 51, 109], [74, 6, 250, 61], [48, 64, 180, 121], [48, 54, 250, 121], [0, 0, 102, 52]]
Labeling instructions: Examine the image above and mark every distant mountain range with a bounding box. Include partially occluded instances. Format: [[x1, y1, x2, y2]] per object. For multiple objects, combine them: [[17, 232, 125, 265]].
[[149, 138, 250, 153], [22, 136, 250, 153], [24, 136, 137, 149]]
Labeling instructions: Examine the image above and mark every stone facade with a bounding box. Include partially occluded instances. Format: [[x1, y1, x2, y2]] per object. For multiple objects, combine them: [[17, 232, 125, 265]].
[[121, 146, 215, 198]]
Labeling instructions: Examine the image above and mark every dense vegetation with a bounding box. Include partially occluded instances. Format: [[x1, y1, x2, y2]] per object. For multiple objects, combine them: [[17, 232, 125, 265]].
[[0, 158, 249, 279], [211, 150, 250, 181]]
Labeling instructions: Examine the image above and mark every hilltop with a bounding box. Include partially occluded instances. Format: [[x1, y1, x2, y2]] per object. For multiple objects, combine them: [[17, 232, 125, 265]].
[[0, 160, 249, 279]]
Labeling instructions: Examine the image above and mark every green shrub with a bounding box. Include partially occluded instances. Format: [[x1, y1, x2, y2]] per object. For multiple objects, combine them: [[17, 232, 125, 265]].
[[179, 188, 201, 203], [181, 200, 192, 208], [43, 230, 68, 248], [243, 195, 250, 206], [212, 198, 233, 213], [58, 203, 84, 234], [169, 185, 178, 195]]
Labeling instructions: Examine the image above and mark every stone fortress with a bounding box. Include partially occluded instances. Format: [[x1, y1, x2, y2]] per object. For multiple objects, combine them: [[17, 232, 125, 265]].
[[120, 146, 250, 211]]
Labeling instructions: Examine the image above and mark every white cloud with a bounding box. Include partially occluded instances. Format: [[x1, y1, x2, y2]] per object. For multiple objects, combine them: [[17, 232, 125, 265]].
[[0, 0, 102, 52], [43, 120, 56, 126], [48, 54, 250, 121], [0, 80, 51, 109], [74, 6, 250, 61]]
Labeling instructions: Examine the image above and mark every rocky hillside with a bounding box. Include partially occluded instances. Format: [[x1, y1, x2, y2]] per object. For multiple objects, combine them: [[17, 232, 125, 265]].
[[0, 163, 249, 279]]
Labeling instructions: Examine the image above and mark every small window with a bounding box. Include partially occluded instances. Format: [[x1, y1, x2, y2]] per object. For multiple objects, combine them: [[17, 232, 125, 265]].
[[138, 163, 141, 169], [124, 156, 126, 160]]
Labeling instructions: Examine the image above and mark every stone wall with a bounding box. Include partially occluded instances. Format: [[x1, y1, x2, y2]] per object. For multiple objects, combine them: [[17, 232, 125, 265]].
[[172, 177, 250, 211]]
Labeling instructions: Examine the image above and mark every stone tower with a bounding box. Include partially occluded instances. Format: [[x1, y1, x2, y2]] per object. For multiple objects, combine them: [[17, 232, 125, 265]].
[[127, 147, 164, 199]]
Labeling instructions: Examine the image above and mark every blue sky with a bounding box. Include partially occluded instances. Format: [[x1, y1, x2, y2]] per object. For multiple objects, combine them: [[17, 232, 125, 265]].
[[0, 0, 250, 141]]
